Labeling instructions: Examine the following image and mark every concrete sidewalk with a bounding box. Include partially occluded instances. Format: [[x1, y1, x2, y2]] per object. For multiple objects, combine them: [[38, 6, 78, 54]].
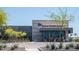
[[0, 42, 49, 51], [0, 42, 77, 51], [24, 42, 48, 51]]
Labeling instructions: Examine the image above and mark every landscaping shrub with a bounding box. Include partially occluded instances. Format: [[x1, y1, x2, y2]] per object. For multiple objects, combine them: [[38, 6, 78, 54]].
[[59, 42, 63, 49], [3, 45, 6, 48], [0, 45, 3, 50], [45, 44, 49, 48], [75, 44, 79, 49], [75, 39, 79, 42], [55, 47, 59, 50], [51, 44, 55, 50], [65, 45, 69, 50], [10, 47, 15, 50], [5, 27, 27, 39], [69, 38, 73, 42], [10, 45, 18, 50], [0, 39, 7, 43], [13, 45, 18, 48], [0, 45, 7, 50], [69, 44, 74, 48]]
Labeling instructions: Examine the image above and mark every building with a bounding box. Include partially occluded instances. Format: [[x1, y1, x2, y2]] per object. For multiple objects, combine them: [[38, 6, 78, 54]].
[[32, 20, 73, 42], [0, 20, 73, 42]]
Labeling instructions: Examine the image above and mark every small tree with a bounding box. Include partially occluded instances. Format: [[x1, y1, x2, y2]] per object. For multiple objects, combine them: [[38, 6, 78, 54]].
[[0, 8, 7, 26], [47, 8, 74, 42], [4, 27, 27, 41], [0, 8, 8, 39]]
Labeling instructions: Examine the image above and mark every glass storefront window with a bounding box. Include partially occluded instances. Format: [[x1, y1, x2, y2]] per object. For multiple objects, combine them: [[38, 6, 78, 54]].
[[42, 31, 65, 42]]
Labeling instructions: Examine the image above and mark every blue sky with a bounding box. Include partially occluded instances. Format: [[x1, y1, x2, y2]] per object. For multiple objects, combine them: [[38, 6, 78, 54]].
[[2, 7, 79, 36]]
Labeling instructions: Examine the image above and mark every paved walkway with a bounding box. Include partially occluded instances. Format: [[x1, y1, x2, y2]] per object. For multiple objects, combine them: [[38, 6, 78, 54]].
[[0, 42, 49, 51], [24, 42, 48, 51], [0, 42, 77, 51]]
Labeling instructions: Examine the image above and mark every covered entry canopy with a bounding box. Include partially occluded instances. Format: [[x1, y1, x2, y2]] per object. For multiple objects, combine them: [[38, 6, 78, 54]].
[[39, 27, 73, 33]]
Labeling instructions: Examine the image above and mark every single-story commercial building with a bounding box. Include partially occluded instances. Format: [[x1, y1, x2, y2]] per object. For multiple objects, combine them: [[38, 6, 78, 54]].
[[0, 20, 73, 42], [32, 20, 73, 42]]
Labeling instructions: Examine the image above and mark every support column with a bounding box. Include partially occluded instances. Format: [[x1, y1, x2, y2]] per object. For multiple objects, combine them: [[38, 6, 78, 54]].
[[65, 30, 68, 42]]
